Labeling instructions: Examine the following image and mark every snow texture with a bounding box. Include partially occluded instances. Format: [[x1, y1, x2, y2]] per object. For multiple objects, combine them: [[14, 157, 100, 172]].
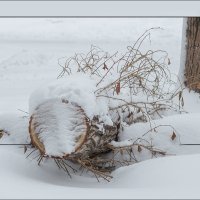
[[32, 98, 88, 156], [178, 17, 188, 83], [29, 74, 112, 125]]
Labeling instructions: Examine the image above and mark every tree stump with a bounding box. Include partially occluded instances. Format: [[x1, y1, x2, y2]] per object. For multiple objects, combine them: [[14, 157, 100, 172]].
[[29, 98, 119, 160]]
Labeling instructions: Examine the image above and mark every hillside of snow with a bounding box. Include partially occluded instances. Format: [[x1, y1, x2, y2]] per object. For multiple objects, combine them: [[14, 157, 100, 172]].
[[1, 18, 200, 199]]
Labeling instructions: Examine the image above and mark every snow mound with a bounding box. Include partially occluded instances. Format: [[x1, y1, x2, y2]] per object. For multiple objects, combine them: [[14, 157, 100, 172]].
[[0, 146, 200, 198], [0, 113, 29, 144], [114, 113, 200, 162], [29, 73, 112, 125], [112, 154, 200, 191]]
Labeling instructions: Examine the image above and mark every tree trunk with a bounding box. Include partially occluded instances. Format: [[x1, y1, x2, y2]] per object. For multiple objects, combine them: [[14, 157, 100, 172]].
[[184, 17, 200, 91]]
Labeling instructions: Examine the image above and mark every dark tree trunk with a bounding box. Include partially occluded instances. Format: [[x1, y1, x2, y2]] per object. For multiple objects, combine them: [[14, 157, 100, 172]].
[[184, 17, 200, 92]]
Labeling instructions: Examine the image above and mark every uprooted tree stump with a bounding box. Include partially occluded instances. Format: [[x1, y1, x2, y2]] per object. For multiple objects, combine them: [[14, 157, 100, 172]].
[[29, 98, 120, 161]]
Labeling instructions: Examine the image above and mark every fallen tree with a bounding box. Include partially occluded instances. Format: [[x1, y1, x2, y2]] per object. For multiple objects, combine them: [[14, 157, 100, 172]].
[[28, 29, 183, 181]]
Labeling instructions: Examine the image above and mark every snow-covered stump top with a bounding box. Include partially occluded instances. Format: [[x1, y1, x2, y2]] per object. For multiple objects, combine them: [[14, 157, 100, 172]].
[[29, 98, 89, 158], [29, 97, 119, 159]]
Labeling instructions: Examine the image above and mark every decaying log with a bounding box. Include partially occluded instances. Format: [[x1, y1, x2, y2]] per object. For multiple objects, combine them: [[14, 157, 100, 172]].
[[29, 98, 120, 160]]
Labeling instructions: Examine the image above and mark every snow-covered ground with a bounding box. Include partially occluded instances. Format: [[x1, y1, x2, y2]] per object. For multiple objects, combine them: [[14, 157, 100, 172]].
[[1, 18, 200, 199]]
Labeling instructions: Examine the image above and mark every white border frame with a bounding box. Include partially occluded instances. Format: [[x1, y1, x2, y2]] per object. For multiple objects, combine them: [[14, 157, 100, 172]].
[[0, 1, 199, 17]]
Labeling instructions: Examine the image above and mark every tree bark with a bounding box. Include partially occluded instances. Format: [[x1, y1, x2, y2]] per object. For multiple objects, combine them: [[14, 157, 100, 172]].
[[184, 17, 200, 91]]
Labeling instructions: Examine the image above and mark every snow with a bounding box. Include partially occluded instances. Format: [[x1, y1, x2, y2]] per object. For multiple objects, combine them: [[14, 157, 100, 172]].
[[0, 18, 183, 44], [178, 17, 188, 83], [29, 73, 112, 125], [1, 17, 200, 198], [0, 147, 200, 199], [121, 113, 200, 157], [0, 113, 29, 144], [111, 154, 200, 197]]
